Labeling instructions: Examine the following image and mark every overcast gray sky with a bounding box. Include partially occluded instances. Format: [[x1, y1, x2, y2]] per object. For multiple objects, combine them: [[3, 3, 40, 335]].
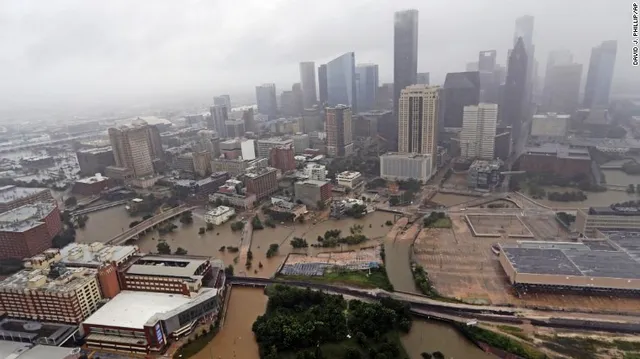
[[0, 0, 634, 110]]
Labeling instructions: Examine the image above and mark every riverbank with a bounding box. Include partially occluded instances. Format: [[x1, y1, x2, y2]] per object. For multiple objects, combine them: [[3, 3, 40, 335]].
[[278, 266, 394, 291]]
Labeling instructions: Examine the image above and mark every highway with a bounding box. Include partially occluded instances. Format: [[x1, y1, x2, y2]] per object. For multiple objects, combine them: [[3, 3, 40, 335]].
[[227, 276, 640, 334], [105, 205, 196, 245], [71, 200, 128, 216]]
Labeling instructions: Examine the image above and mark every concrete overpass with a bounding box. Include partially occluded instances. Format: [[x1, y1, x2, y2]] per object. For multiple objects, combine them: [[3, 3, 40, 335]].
[[227, 276, 640, 334], [105, 205, 196, 245], [71, 200, 128, 216]]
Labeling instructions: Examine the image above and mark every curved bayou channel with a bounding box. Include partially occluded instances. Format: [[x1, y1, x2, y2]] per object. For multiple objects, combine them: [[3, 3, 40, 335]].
[[78, 206, 493, 358]]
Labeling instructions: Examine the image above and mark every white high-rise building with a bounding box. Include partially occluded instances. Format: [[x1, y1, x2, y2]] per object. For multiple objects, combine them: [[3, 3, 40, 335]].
[[398, 85, 440, 164], [460, 103, 498, 160]]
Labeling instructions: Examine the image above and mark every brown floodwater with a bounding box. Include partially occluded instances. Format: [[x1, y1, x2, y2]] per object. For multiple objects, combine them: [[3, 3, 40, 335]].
[[81, 206, 494, 359], [431, 193, 476, 206], [194, 287, 267, 359]]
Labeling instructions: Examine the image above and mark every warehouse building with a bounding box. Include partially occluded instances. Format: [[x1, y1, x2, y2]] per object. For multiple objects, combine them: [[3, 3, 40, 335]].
[[576, 205, 640, 237], [499, 237, 640, 293]]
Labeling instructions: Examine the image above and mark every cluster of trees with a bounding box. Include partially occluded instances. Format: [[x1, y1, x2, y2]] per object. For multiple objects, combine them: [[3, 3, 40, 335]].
[[157, 241, 171, 254], [157, 222, 178, 235], [252, 285, 412, 358], [252, 216, 264, 230], [421, 352, 445, 359], [230, 221, 245, 231], [179, 211, 193, 224], [264, 217, 276, 228], [76, 214, 89, 228], [225, 246, 239, 253], [365, 178, 387, 189], [312, 227, 369, 248], [266, 243, 279, 258], [422, 212, 450, 228], [212, 197, 232, 207], [64, 196, 77, 207], [547, 191, 587, 202], [344, 203, 367, 218], [52, 212, 77, 249], [326, 155, 380, 178], [224, 265, 234, 276], [458, 325, 546, 359], [290, 237, 309, 248], [556, 212, 577, 227], [412, 265, 439, 298]]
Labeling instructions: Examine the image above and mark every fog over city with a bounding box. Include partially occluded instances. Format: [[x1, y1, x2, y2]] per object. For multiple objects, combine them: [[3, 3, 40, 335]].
[[0, 0, 632, 115]]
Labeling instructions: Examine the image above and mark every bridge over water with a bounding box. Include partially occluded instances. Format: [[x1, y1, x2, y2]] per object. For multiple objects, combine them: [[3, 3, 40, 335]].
[[105, 205, 196, 245]]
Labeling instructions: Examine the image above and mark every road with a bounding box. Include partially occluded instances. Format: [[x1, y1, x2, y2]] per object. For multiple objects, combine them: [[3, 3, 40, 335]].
[[227, 276, 640, 334], [106, 205, 195, 245]]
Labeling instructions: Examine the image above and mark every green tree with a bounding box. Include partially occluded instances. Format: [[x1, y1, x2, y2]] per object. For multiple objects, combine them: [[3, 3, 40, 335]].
[[420, 353, 433, 359], [224, 264, 234, 276], [64, 196, 77, 207], [77, 215, 88, 229], [247, 250, 253, 261], [266, 243, 279, 258], [198, 227, 205, 234], [174, 247, 188, 255], [206, 222, 214, 231], [290, 237, 308, 248], [432, 351, 445, 359], [389, 197, 399, 206], [179, 210, 193, 224], [252, 215, 264, 230], [157, 241, 171, 254], [129, 220, 141, 228], [317, 200, 326, 210]]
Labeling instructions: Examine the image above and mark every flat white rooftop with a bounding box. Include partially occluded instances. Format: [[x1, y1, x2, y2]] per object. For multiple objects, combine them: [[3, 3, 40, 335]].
[[59, 242, 138, 267], [82, 290, 193, 329]]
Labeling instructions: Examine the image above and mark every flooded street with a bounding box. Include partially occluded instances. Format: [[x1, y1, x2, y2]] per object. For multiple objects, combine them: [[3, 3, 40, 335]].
[[80, 205, 495, 358], [431, 193, 475, 207], [195, 287, 266, 359]]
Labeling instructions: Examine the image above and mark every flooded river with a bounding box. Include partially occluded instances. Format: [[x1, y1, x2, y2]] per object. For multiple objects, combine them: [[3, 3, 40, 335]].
[[79, 205, 495, 358]]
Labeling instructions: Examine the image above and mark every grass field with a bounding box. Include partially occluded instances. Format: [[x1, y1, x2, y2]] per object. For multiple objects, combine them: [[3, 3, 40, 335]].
[[279, 267, 394, 291], [430, 217, 452, 228]]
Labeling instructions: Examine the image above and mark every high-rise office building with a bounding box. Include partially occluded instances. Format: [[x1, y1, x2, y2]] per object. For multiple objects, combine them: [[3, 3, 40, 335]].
[[300, 62, 317, 108], [256, 83, 278, 120], [318, 64, 328, 105], [545, 50, 573, 75], [513, 15, 535, 108], [292, 83, 304, 115], [242, 108, 256, 133], [542, 63, 583, 114], [500, 38, 528, 146], [466, 62, 479, 71], [442, 72, 481, 128], [327, 52, 357, 111], [478, 50, 497, 72], [213, 95, 231, 110], [147, 125, 164, 160], [398, 85, 439, 160], [209, 104, 229, 138], [393, 9, 419, 116], [356, 64, 379, 113], [417, 72, 430, 85], [325, 105, 353, 157], [583, 40, 617, 108], [460, 103, 498, 160], [108, 124, 155, 178]]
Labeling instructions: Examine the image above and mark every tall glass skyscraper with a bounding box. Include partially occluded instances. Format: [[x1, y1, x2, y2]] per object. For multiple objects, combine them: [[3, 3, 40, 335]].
[[326, 52, 357, 111], [583, 40, 617, 108], [299, 62, 317, 108], [355, 64, 379, 113], [393, 9, 419, 116]]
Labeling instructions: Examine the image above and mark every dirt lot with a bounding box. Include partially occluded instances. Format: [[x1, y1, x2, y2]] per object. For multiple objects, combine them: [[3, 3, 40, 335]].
[[413, 214, 640, 313], [466, 214, 534, 237]]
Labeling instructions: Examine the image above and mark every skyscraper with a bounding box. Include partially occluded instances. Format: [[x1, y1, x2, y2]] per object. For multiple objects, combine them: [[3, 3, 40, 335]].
[[327, 52, 357, 111], [442, 72, 481, 128], [318, 64, 328, 106], [545, 50, 573, 75], [398, 85, 440, 161], [583, 40, 617, 108], [513, 15, 535, 108], [478, 50, 497, 72], [542, 63, 583, 114], [355, 64, 379, 113], [513, 15, 534, 52], [325, 105, 353, 157], [393, 9, 419, 115], [214, 95, 231, 110], [500, 38, 528, 147], [417, 73, 430, 85], [466, 62, 479, 71], [460, 103, 498, 160], [209, 104, 229, 138], [108, 124, 155, 178], [292, 83, 304, 115], [300, 62, 317, 108], [256, 83, 278, 120]]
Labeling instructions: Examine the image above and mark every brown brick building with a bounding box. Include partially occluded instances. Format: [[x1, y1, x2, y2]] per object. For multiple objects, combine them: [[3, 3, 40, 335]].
[[245, 167, 278, 201], [518, 143, 592, 178], [0, 202, 62, 260], [269, 144, 296, 172]]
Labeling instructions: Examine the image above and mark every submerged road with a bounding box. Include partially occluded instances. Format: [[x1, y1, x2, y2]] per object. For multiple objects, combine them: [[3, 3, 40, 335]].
[[227, 276, 640, 334]]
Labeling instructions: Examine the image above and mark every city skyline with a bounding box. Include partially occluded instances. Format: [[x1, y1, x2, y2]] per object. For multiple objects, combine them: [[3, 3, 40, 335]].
[[0, 0, 631, 116]]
